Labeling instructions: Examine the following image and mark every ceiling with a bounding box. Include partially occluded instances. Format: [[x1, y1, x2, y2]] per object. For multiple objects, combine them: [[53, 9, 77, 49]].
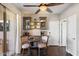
[[12, 3, 73, 14]]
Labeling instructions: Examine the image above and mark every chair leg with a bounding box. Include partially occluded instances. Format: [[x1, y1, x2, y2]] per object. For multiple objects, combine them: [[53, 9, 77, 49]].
[[38, 48, 40, 56], [22, 49, 24, 56], [27, 47, 30, 56], [46, 48, 48, 55]]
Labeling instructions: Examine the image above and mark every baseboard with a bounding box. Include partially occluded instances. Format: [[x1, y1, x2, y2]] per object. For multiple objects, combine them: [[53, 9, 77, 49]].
[[10, 53, 21, 56], [0, 53, 3, 56], [66, 51, 73, 56], [66, 49, 73, 56], [48, 45, 60, 47], [48, 45, 66, 47]]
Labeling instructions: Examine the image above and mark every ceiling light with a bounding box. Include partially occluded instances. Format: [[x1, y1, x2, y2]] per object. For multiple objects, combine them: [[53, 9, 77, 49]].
[[39, 5, 47, 11]]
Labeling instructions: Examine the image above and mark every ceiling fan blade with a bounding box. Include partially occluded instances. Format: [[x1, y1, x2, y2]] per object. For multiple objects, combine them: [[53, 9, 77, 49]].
[[23, 5, 39, 7], [47, 3, 64, 6], [35, 9, 40, 14], [46, 8, 53, 13]]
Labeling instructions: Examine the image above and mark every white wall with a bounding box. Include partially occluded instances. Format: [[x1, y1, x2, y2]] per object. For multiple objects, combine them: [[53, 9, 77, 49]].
[[60, 4, 79, 56]]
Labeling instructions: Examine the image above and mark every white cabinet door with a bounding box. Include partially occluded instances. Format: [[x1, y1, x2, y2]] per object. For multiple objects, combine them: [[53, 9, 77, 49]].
[[67, 15, 77, 55]]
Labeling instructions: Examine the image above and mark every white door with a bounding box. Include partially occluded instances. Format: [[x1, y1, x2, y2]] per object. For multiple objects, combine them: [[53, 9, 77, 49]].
[[61, 19, 67, 46], [48, 21, 59, 45], [67, 15, 77, 55]]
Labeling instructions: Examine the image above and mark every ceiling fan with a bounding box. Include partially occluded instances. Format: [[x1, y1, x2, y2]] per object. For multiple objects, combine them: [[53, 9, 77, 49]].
[[23, 3, 64, 14]]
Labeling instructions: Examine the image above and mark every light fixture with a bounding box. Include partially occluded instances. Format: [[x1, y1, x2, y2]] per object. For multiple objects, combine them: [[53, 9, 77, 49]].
[[39, 5, 47, 11], [37, 23, 40, 25], [31, 22, 34, 25]]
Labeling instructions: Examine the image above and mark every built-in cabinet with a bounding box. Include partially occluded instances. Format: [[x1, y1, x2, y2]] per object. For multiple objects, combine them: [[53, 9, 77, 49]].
[[23, 17, 47, 36]]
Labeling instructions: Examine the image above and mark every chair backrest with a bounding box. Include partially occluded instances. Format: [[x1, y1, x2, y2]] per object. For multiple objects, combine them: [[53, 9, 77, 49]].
[[21, 36, 29, 44], [41, 36, 49, 46]]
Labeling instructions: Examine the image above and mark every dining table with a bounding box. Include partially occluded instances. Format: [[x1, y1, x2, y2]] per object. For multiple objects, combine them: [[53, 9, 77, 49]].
[[28, 36, 41, 55]]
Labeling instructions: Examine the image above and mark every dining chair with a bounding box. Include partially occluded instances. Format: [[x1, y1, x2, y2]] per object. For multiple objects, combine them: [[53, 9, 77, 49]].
[[21, 35, 31, 56], [38, 35, 49, 56]]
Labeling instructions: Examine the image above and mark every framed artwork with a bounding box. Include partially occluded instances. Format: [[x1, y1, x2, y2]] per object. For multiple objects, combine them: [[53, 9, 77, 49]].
[[0, 20, 10, 31]]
